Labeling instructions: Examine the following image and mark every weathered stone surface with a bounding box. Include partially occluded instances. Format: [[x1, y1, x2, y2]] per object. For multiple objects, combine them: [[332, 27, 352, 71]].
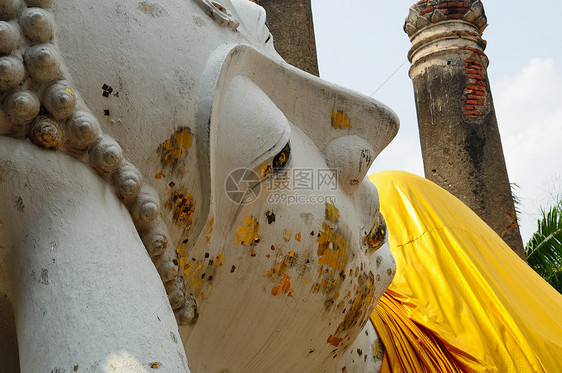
[[406, 0, 525, 258], [259, 0, 319, 76]]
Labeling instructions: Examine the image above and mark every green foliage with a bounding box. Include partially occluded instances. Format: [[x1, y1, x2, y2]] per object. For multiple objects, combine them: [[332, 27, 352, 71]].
[[525, 204, 562, 293], [546, 270, 562, 293], [511, 182, 521, 217]]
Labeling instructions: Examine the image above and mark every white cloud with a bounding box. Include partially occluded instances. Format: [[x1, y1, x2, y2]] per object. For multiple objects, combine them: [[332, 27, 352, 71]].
[[493, 58, 562, 242]]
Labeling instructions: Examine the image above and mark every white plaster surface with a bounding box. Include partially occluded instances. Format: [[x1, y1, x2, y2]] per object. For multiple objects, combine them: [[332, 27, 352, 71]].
[[0, 137, 189, 372], [332, 318, 385, 373], [0, 0, 399, 371]]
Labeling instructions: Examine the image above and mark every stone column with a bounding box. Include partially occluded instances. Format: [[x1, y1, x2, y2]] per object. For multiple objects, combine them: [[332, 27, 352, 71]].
[[258, 0, 319, 76], [404, 0, 525, 258]]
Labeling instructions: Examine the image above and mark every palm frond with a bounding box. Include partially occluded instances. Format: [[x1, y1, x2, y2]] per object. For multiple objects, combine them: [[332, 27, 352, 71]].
[[511, 182, 522, 217], [525, 205, 562, 277], [545, 270, 562, 293]]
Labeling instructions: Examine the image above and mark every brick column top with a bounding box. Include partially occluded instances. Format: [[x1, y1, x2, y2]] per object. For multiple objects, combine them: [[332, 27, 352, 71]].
[[405, 0, 489, 77], [405, 0, 488, 37]]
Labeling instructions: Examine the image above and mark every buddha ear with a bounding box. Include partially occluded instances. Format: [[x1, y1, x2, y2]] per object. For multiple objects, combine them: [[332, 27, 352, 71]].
[[212, 45, 399, 160]]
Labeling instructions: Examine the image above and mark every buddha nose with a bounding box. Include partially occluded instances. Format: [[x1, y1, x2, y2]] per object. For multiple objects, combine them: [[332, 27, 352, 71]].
[[324, 135, 375, 195]]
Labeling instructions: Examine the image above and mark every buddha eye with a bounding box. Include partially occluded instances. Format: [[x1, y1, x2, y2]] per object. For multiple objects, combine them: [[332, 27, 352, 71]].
[[273, 141, 290, 171], [264, 20, 272, 44], [259, 141, 291, 179], [211, 1, 226, 12]]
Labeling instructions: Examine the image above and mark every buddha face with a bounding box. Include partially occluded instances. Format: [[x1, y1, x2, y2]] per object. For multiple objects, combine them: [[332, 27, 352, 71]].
[[47, 0, 399, 371]]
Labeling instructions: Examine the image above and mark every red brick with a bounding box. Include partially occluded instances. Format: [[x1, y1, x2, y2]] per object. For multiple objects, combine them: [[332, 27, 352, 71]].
[[470, 64, 483, 71], [467, 73, 484, 80], [466, 100, 481, 105], [459, 46, 485, 56], [421, 7, 434, 15], [466, 84, 485, 91], [465, 69, 482, 75], [464, 110, 479, 115], [436, 2, 468, 9], [467, 94, 485, 100], [463, 105, 475, 110], [447, 14, 462, 19]]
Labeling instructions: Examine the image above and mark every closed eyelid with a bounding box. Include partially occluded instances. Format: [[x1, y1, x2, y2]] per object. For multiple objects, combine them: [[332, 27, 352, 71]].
[[211, 74, 291, 178], [257, 140, 291, 179], [247, 124, 291, 170]]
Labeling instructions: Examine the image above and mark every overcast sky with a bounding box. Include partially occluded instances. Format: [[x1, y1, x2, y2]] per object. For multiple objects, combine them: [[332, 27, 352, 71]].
[[311, 0, 562, 243]]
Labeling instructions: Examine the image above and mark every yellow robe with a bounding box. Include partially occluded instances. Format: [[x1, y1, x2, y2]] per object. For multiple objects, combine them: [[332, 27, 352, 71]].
[[369, 171, 562, 372]]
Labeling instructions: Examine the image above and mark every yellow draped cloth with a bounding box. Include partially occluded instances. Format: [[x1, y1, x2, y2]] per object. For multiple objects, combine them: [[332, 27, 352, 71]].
[[368, 171, 562, 372]]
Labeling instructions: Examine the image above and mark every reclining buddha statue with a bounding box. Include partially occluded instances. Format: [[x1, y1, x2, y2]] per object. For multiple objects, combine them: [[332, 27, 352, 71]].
[[0, 0, 399, 371]]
